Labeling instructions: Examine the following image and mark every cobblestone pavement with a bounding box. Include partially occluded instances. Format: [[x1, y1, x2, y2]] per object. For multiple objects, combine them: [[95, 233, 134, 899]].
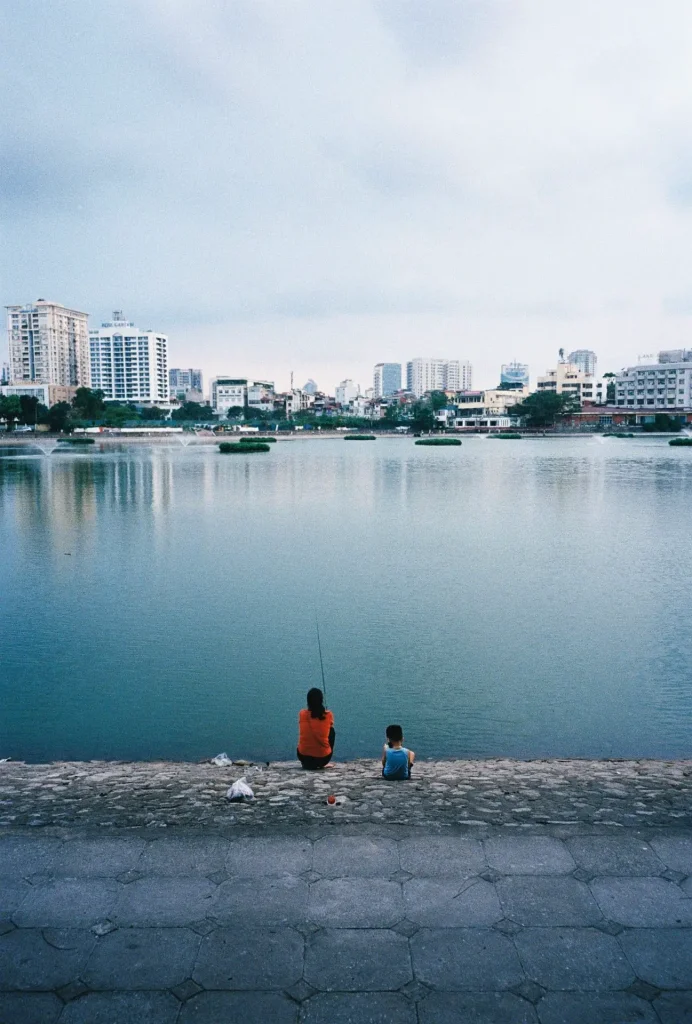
[[1, 758, 690, 831], [1, 828, 691, 1023]]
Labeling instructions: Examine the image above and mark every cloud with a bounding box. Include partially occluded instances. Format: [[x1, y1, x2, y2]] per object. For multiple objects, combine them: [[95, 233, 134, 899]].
[[2, 1, 692, 391]]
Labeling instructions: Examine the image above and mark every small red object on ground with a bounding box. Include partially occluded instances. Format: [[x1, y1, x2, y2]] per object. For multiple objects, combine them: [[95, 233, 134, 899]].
[[327, 794, 336, 804]]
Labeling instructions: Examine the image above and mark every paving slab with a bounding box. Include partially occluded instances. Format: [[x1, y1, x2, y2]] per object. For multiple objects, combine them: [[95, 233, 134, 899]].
[[565, 837, 664, 876], [497, 877, 602, 927], [619, 928, 692, 989], [590, 876, 692, 926], [193, 927, 303, 990], [484, 837, 575, 875], [403, 878, 502, 927], [419, 991, 539, 1023], [0, 838, 63, 878], [0, 929, 94, 991], [179, 991, 300, 1023], [56, 991, 180, 1024], [113, 876, 216, 926], [0, 993, 63, 1024], [304, 928, 411, 991], [654, 991, 692, 1023], [139, 837, 229, 876], [411, 927, 525, 990], [536, 991, 658, 1023], [300, 992, 417, 1024], [312, 836, 399, 877], [308, 878, 403, 927], [51, 838, 146, 877], [82, 926, 199, 989], [225, 837, 312, 876], [12, 878, 119, 928], [515, 927, 634, 991], [399, 836, 486, 878], [650, 835, 692, 875], [1, 879, 30, 919], [213, 876, 308, 926]]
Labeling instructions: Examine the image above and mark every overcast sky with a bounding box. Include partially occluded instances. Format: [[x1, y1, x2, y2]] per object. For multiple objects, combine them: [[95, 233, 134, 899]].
[[3, 1, 692, 393]]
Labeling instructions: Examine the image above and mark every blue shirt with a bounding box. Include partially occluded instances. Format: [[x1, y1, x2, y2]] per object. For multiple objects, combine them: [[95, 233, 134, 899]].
[[383, 746, 410, 780]]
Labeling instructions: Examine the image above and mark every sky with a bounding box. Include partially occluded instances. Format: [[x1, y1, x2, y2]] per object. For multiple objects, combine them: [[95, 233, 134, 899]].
[[2, 1, 692, 394]]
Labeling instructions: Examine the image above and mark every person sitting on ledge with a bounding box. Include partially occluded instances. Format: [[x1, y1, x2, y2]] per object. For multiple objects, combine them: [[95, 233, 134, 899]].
[[382, 724, 415, 780], [297, 687, 335, 770]]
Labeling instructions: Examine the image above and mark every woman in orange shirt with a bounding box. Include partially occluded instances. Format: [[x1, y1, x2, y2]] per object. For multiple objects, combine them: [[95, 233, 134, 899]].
[[297, 688, 335, 770]]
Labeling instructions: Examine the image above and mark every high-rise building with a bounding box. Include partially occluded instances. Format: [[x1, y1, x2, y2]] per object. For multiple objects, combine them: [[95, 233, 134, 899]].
[[406, 358, 472, 397], [500, 361, 529, 388], [537, 362, 605, 405], [303, 379, 318, 394], [6, 300, 89, 387], [335, 379, 360, 406], [568, 350, 597, 377], [89, 312, 169, 404], [373, 363, 402, 398], [615, 359, 692, 410], [169, 368, 203, 399], [1, 362, 9, 385]]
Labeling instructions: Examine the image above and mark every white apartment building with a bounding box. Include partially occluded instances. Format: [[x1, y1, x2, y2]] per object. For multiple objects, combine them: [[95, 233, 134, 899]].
[[0, 382, 77, 408], [210, 378, 275, 415], [614, 361, 692, 410], [406, 358, 472, 397], [335, 379, 360, 405], [536, 361, 604, 406], [6, 300, 89, 387], [89, 313, 168, 404]]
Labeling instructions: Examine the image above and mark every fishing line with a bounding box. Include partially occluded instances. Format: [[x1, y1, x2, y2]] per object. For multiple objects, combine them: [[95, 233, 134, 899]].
[[315, 617, 327, 703]]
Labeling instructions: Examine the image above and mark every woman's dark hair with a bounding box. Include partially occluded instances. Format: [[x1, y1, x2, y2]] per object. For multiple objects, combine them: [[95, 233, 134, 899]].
[[307, 687, 326, 720]]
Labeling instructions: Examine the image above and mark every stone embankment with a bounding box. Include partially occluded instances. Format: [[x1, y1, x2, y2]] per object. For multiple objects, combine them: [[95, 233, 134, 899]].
[[1, 758, 690, 833]]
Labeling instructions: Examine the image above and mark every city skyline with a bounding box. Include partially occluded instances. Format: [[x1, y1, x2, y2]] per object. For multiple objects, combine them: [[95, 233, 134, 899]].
[[3, 5, 692, 392]]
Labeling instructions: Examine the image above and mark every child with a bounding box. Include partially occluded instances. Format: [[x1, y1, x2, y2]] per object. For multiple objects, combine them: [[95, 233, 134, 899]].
[[382, 724, 415, 780]]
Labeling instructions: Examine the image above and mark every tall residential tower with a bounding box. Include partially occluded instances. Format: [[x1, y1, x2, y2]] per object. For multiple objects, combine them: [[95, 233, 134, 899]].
[[6, 300, 89, 387], [406, 358, 472, 397], [89, 312, 169, 404]]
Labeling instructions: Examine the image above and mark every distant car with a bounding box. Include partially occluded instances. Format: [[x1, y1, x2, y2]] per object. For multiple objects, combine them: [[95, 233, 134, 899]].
[[14, 425, 35, 433]]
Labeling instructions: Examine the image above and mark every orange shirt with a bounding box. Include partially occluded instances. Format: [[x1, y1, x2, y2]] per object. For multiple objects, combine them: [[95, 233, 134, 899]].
[[298, 709, 334, 757]]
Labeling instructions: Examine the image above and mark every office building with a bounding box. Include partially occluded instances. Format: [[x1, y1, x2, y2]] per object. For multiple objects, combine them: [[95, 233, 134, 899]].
[[210, 378, 275, 415], [6, 300, 89, 387], [615, 360, 692, 410], [406, 358, 472, 397], [303, 379, 318, 394], [0, 383, 77, 408], [89, 312, 169, 404], [373, 363, 402, 398], [169, 368, 203, 399], [500, 361, 529, 388], [537, 361, 605, 405], [568, 349, 597, 377], [335, 379, 360, 406]]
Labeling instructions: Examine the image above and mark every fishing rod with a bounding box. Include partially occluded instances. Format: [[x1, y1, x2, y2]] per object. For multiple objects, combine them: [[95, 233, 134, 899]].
[[315, 617, 327, 703]]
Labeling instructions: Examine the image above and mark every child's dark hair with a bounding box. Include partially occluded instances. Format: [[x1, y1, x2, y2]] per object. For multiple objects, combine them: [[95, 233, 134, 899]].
[[386, 724, 403, 744]]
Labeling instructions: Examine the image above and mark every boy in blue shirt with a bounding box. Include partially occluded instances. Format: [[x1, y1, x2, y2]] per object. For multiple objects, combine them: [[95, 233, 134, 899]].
[[382, 724, 415, 780]]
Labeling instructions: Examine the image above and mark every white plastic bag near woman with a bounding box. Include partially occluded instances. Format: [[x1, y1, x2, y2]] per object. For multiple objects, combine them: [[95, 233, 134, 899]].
[[226, 777, 254, 802]]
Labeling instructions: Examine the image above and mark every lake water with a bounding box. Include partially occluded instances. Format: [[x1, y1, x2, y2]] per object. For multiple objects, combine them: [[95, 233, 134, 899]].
[[1, 436, 691, 763]]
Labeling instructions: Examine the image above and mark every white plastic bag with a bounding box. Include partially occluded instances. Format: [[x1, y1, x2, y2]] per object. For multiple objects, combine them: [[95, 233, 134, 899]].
[[226, 777, 255, 802], [211, 753, 233, 767]]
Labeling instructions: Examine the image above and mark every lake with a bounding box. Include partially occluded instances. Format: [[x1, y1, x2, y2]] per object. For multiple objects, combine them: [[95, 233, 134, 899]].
[[1, 435, 690, 762]]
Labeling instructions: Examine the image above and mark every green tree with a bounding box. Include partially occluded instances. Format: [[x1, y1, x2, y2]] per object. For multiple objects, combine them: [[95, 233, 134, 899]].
[[139, 406, 166, 421], [511, 391, 579, 428], [46, 401, 73, 433], [19, 394, 40, 426], [429, 390, 448, 412], [602, 372, 616, 404], [72, 387, 106, 421], [171, 401, 216, 422], [411, 402, 436, 433], [642, 413, 682, 433], [225, 405, 245, 421], [0, 395, 22, 431]]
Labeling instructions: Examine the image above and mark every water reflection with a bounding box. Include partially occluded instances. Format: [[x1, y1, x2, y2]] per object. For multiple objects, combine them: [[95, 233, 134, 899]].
[[1, 438, 692, 761]]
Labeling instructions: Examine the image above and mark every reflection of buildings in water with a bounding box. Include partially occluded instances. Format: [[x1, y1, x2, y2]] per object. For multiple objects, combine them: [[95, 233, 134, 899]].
[[105, 453, 173, 517]]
